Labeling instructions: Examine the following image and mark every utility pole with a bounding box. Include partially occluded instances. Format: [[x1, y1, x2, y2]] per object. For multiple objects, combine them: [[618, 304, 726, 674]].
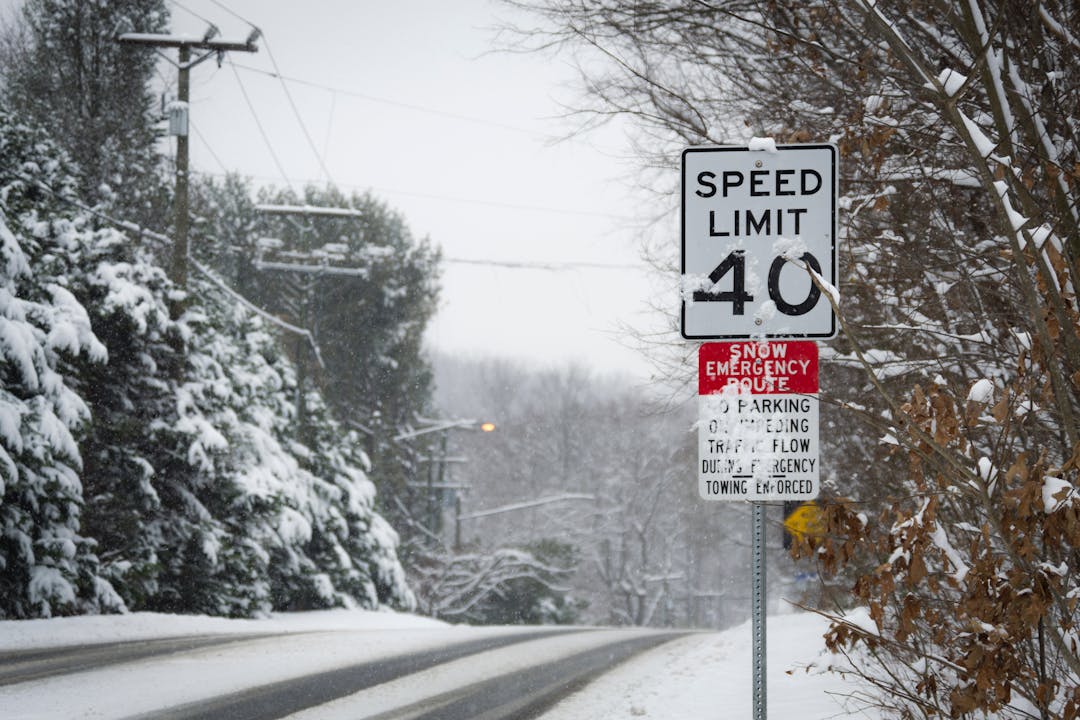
[[117, 29, 259, 297], [175, 43, 191, 291], [254, 203, 363, 441], [429, 430, 449, 539]]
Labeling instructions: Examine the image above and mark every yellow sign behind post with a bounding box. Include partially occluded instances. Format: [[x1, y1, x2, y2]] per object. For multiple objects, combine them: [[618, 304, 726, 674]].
[[783, 501, 824, 549]]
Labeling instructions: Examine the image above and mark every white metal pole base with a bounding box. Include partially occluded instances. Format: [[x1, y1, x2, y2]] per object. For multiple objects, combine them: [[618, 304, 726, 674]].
[[752, 501, 767, 720]]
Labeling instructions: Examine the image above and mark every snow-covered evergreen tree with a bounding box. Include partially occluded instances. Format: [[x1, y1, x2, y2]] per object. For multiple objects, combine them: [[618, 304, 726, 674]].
[[191, 178, 442, 558], [0, 110, 413, 619], [147, 287, 413, 615], [0, 115, 122, 617], [0, 0, 171, 230]]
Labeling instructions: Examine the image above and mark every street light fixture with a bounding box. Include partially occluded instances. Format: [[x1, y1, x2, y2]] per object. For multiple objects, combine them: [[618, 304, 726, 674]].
[[393, 418, 495, 442], [392, 417, 496, 542]]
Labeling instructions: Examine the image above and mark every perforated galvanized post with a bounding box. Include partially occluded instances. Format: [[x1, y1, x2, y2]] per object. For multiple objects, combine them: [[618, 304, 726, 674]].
[[752, 502, 767, 720]]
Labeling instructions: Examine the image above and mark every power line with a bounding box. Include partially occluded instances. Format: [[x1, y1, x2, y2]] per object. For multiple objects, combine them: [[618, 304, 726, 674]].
[[198, 0, 334, 185], [259, 34, 336, 186], [187, 185, 637, 273], [190, 169, 625, 220], [205, 0, 254, 26], [229, 62, 555, 140], [164, 0, 218, 28], [198, 0, 555, 140], [322, 90, 336, 161], [363, 184, 625, 219], [175, 0, 630, 223], [189, 119, 229, 174], [228, 58, 294, 191], [443, 256, 645, 272]]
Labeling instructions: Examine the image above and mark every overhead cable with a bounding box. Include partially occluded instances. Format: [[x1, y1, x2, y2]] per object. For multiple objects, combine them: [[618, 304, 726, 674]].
[[197, 0, 334, 186], [228, 58, 295, 192], [189, 119, 230, 174], [443, 256, 644, 271], [164, 0, 219, 28], [11, 172, 324, 366], [191, 169, 624, 220], [259, 34, 337, 187], [229, 62, 554, 140]]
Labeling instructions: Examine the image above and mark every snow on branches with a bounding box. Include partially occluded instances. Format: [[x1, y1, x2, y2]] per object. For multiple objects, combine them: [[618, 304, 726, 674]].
[[0, 111, 413, 619], [510, 0, 1080, 715]]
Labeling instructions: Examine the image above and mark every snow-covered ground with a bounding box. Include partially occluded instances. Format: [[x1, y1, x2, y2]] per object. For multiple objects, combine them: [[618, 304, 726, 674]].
[[0, 609, 875, 719], [0, 606, 447, 650], [543, 613, 875, 719]]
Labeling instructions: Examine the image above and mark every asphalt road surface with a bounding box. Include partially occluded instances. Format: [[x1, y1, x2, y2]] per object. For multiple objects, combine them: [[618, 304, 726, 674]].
[[0, 627, 685, 720]]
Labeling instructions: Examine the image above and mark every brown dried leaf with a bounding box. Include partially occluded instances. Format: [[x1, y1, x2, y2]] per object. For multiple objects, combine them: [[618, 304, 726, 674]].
[[909, 548, 927, 585], [1066, 442, 1080, 473], [1047, 313, 1061, 340], [991, 386, 1010, 423], [952, 684, 979, 713], [1006, 453, 1030, 484], [869, 601, 884, 630]]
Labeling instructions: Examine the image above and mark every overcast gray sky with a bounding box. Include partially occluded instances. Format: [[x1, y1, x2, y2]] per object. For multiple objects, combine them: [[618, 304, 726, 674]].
[[43, 0, 672, 379]]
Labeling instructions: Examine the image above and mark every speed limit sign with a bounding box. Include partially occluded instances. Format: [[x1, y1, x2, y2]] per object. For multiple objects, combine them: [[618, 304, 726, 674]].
[[681, 143, 837, 340]]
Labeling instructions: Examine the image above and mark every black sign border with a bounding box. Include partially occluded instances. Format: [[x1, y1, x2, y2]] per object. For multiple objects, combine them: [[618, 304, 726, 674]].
[[680, 143, 838, 341]]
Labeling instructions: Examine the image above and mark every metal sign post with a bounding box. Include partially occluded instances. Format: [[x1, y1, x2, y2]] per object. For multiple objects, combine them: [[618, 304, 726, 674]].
[[682, 141, 838, 720], [696, 341, 820, 720], [752, 502, 767, 720]]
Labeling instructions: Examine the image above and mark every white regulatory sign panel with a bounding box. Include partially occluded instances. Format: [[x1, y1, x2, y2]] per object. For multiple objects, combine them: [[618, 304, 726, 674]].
[[698, 341, 820, 502], [699, 393, 820, 501], [681, 144, 837, 340]]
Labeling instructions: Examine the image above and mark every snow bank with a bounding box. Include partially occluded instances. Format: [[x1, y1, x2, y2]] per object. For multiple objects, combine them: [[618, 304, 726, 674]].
[[541, 612, 869, 719], [0, 608, 448, 651], [1, 611, 871, 720]]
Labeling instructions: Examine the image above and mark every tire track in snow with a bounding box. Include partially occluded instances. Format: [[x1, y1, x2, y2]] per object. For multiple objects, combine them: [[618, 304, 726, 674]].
[[0, 634, 281, 687], [360, 631, 686, 720], [123, 628, 575, 720]]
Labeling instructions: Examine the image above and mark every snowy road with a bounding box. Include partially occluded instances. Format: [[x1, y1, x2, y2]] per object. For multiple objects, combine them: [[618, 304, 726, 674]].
[[0, 634, 282, 687], [0, 624, 683, 720], [0, 609, 872, 719]]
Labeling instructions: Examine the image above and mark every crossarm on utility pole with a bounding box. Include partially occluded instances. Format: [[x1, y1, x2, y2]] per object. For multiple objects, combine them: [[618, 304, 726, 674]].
[[255, 204, 363, 218], [115, 30, 257, 302], [459, 494, 596, 521], [117, 33, 258, 53]]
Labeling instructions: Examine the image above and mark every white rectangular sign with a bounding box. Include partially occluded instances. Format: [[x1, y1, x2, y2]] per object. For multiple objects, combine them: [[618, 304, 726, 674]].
[[682, 143, 837, 340], [698, 341, 820, 502]]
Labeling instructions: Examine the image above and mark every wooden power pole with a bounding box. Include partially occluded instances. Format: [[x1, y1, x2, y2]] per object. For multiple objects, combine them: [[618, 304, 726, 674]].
[[253, 203, 364, 441], [118, 29, 259, 295]]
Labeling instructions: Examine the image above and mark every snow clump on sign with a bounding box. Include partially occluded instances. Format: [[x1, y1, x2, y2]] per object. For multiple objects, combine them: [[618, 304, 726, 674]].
[[773, 235, 809, 260], [748, 137, 778, 152]]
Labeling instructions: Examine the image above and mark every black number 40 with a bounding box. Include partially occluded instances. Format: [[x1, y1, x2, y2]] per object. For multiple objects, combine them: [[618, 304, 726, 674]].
[[692, 251, 822, 316]]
